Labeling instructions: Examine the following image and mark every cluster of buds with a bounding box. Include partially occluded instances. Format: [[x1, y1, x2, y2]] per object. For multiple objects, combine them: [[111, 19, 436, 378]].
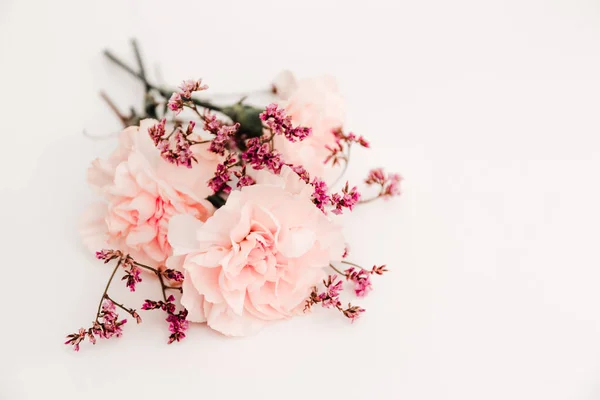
[[203, 111, 240, 156], [122, 264, 142, 292], [67, 250, 186, 351], [206, 104, 313, 195], [142, 295, 189, 344], [148, 119, 200, 168], [241, 137, 284, 173], [96, 248, 142, 292], [95, 249, 124, 263], [330, 182, 360, 215], [168, 79, 209, 114], [304, 275, 365, 322], [259, 103, 312, 142], [364, 168, 402, 200], [310, 178, 360, 215], [344, 264, 388, 297], [65, 300, 130, 352], [162, 268, 184, 283], [208, 154, 238, 194], [325, 128, 370, 166]]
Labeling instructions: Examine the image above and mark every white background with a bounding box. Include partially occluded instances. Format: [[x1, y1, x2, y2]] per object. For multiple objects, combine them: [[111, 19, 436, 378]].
[[1, 0, 600, 399]]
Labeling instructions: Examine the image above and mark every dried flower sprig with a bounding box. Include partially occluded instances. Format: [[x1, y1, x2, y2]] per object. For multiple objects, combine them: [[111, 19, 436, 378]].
[[142, 295, 189, 344], [259, 103, 312, 142], [325, 128, 370, 167], [330, 261, 388, 298], [304, 274, 366, 322], [360, 168, 403, 204], [65, 250, 187, 351], [168, 79, 209, 114], [310, 178, 360, 215]]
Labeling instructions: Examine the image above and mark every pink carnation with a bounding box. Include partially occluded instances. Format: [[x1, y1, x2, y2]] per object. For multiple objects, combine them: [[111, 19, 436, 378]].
[[273, 73, 345, 179], [167, 166, 345, 336], [81, 119, 220, 265]]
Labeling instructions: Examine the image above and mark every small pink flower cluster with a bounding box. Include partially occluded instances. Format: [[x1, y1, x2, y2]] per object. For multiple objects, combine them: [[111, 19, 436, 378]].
[[311, 179, 360, 215], [122, 265, 142, 292], [65, 300, 129, 352], [207, 154, 238, 193], [303, 263, 389, 322], [365, 168, 402, 200], [97, 249, 142, 292], [344, 264, 388, 297], [67, 251, 187, 351], [325, 128, 370, 166], [162, 268, 184, 283], [241, 137, 284, 173], [259, 103, 312, 142], [142, 295, 189, 344], [305, 275, 365, 322], [168, 79, 208, 114], [148, 119, 199, 168], [203, 112, 240, 156], [205, 103, 313, 195]]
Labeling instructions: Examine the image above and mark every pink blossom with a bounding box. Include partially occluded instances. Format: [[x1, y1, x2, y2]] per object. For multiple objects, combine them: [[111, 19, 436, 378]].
[[81, 119, 219, 265], [95, 249, 123, 263], [236, 174, 256, 188], [167, 166, 345, 336], [168, 93, 184, 114], [342, 304, 365, 322], [241, 138, 283, 173], [166, 309, 189, 344], [260, 103, 312, 142], [162, 268, 184, 282], [122, 265, 142, 292], [272, 74, 346, 179], [148, 118, 166, 145], [311, 178, 331, 212], [365, 168, 403, 200], [179, 79, 208, 98], [208, 155, 237, 194], [330, 183, 360, 215], [344, 267, 372, 297]]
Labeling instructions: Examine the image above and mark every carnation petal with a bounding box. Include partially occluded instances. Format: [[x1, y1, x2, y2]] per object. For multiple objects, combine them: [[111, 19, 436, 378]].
[[277, 227, 316, 258], [79, 202, 109, 252], [187, 266, 225, 303], [126, 224, 156, 246], [205, 302, 265, 337], [181, 272, 207, 322], [168, 214, 204, 255]]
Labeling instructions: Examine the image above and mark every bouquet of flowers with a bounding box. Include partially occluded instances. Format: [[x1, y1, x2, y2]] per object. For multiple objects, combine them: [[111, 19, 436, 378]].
[[66, 41, 401, 350]]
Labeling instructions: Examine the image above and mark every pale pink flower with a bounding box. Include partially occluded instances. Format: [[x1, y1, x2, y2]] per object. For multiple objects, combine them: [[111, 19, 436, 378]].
[[167, 166, 345, 336], [81, 119, 220, 265], [273, 73, 345, 179]]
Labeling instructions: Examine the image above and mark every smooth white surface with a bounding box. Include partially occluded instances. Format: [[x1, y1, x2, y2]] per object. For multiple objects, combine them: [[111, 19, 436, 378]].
[[1, 0, 600, 399]]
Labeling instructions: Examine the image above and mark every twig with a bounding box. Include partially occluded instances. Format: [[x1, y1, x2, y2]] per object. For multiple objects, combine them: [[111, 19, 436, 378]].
[[103, 49, 223, 112], [100, 91, 129, 127], [95, 260, 122, 322], [340, 260, 369, 270], [131, 39, 149, 92], [329, 263, 346, 276], [330, 144, 352, 188]]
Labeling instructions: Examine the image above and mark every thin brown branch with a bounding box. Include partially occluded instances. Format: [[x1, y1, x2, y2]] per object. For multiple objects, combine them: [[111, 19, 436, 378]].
[[95, 260, 122, 322]]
